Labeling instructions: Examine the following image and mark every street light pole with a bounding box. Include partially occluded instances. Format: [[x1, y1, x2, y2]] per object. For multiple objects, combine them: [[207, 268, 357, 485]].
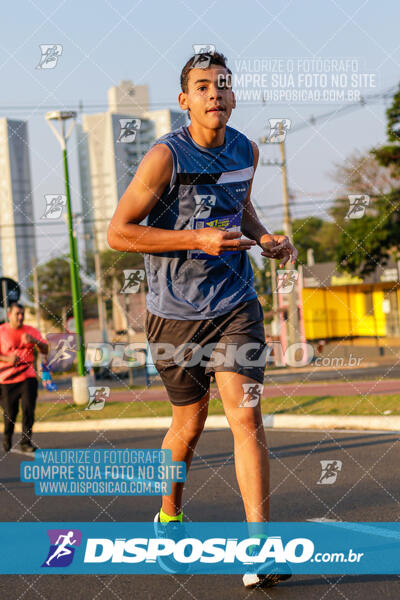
[[45, 111, 86, 380]]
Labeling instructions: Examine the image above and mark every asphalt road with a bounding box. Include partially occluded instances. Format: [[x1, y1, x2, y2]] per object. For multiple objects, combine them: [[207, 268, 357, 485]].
[[1, 428, 399, 599], [40, 372, 400, 405], [48, 362, 400, 398]]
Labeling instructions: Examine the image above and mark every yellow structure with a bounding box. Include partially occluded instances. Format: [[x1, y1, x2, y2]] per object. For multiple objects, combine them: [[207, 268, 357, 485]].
[[301, 262, 400, 340]]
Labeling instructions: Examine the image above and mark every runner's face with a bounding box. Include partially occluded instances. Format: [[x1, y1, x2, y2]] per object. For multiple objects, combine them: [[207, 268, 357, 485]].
[[183, 66, 235, 129], [9, 307, 24, 328]]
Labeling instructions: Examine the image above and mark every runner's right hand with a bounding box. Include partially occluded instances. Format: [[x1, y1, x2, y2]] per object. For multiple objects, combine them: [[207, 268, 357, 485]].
[[195, 229, 256, 256], [8, 353, 21, 366]]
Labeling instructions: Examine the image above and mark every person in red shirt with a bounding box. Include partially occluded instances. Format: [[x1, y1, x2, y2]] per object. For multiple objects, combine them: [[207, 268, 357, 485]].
[[0, 302, 48, 453]]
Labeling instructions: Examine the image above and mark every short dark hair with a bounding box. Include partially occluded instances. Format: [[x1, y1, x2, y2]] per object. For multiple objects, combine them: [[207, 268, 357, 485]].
[[180, 51, 232, 93], [8, 302, 24, 312]]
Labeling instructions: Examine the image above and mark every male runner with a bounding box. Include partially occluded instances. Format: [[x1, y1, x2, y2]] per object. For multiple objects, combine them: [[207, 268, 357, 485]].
[[108, 51, 297, 587], [0, 302, 48, 453]]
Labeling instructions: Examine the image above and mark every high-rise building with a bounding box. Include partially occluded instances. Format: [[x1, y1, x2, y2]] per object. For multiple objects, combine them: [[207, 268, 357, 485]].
[[109, 77, 187, 137], [78, 81, 187, 253], [78, 111, 155, 252], [0, 118, 36, 291], [143, 108, 187, 139], [107, 79, 150, 116]]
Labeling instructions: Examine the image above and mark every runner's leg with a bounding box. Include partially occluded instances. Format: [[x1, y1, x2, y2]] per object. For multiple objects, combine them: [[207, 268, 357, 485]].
[[20, 377, 38, 445], [215, 371, 269, 522], [2, 383, 20, 446], [161, 390, 209, 517]]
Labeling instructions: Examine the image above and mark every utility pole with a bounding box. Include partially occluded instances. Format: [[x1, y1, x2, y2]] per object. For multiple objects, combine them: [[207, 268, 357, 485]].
[[112, 272, 134, 386], [124, 293, 134, 387], [32, 256, 42, 374], [278, 126, 301, 356], [80, 231, 108, 343], [94, 249, 108, 343], [32, 256, 41, 331], [259, 123, 302, 361], [270, 258, 278, 332], [1, 280, 8, 322]]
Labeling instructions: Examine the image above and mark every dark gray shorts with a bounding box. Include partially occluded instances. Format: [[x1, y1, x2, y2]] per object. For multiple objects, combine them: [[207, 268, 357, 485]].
[[145, 299, 266, 406]]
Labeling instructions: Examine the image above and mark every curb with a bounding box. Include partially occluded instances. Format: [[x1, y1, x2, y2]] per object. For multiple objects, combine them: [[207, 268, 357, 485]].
[[6, 414, 400, 433]]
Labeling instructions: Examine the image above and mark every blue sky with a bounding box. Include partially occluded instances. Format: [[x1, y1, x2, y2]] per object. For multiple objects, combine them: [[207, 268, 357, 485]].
[[1, 0, 399, 261]]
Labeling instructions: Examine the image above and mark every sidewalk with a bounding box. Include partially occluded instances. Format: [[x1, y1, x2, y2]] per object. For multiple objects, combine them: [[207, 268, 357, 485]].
[[40, 376, 400, 403], [10, 414, 400, 433]]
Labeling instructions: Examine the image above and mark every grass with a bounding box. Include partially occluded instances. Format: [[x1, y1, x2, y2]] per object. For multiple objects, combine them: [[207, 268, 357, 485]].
[[7, 393, 400, 423]]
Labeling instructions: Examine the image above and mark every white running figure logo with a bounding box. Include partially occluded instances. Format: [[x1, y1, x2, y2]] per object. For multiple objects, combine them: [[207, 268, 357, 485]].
[[46, 531, 77, 566], [47, 335, 76, 368]]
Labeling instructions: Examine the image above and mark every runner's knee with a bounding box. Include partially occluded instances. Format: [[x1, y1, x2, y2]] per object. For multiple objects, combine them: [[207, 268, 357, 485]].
[[229, 410, 263, 436], [171, 413, 207, 442]]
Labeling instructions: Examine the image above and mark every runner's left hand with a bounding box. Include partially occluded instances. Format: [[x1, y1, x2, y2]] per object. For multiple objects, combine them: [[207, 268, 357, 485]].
[[259, 234, 298, 267]]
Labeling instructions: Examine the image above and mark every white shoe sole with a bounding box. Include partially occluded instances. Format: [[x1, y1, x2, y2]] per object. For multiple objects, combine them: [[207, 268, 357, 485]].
[[10, 448, 36, 456], [243, 572, 282, 588]]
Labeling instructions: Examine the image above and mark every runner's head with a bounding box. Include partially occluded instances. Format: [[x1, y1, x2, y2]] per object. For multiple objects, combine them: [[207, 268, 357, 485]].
[[179, 51, 235, 130], [8, 302, 24, 328]]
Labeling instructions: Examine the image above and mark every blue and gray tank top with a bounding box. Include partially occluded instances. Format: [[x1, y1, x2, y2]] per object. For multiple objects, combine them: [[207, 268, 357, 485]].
[[143, 124, 257, 320]]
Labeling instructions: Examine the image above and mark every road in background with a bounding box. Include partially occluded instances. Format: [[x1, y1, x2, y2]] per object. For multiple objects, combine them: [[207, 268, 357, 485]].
[[1, 428, 399, 598]]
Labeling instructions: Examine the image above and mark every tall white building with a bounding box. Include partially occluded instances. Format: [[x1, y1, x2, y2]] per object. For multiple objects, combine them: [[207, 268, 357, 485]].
[[0, 118, 36, 290], [107, 79, 150, 117], [77, 111, 155, 252], [78, 81, 187, 252], [143, 108, 187, 139]]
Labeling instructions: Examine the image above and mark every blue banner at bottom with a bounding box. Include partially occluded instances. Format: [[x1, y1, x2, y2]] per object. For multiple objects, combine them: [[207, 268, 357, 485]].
[[0, 522, 399, 574]]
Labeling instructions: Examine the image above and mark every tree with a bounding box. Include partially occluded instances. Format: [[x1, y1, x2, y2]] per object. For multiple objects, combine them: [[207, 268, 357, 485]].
[[97, 248, 145, 290], [334, 189, 400, 275], [27, 248, 146, 328], [372, 83, 400, 177], [274, 217, 337, 264], [291, 217, 336, 263], [26, 255, 97, 328], [249, 255, 273, 317], [330, 149, 397, 197], [329, 83, 400, 276]]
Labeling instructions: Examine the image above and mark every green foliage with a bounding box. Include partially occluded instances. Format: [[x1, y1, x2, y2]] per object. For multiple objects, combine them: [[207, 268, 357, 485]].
[[333, 83, 400, 275], [26, 255, 97, 328], [27, 246, 145, 328], [290, 217, 337, 263], [335, 189, 400, 275], [98, 248, 145, 289], [372, 83, 400, 176], [274, 217, 337, 264], [249, 255, 273, 316]]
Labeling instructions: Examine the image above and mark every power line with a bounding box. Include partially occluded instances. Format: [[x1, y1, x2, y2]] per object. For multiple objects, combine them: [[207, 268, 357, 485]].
[[0, 216, 111, 229], [255, 83, 398, 223], [0, 83, 396, 116], [288, 84, 397, 135]]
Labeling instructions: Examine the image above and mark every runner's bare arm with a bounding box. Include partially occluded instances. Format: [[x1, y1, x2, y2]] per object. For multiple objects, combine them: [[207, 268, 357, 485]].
[[107, 144, 255, 255], [241, 141, 271, 243], [34, 340, 49, 354], [21, 332, 48, 355]]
